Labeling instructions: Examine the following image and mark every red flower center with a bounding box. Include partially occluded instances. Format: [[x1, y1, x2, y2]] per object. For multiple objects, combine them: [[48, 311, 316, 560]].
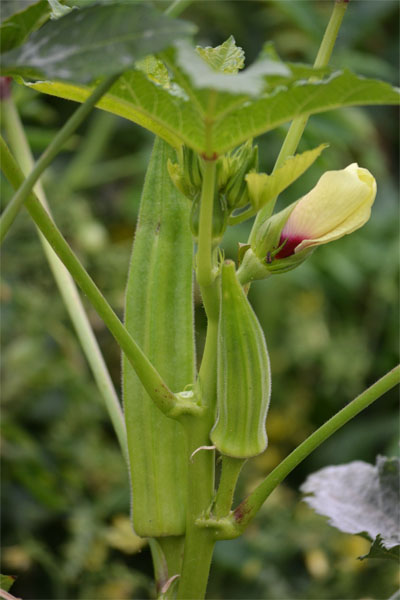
[[275, 234, 304, 259]]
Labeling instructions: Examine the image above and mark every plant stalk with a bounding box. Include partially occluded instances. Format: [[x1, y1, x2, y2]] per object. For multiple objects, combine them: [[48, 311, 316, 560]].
[[250, 0, 348, 240], [177, 417, 216, 600], [196, 158, 217, 288], [177, 153, 221, 599], [214, 456, 246, 519], [1, 99, 128, 461], [0, 74, 120, 244]]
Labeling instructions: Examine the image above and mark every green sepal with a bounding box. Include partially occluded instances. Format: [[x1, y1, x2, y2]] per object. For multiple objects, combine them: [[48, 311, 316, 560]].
[[252, 202, 296, 259], [237, 202, 314, 284], [246, 144, 328, 215], [168, 146, 203, 201], [222, 141, 259, 210], [123, 137, 195, 537], [211, 260, 271, 458]]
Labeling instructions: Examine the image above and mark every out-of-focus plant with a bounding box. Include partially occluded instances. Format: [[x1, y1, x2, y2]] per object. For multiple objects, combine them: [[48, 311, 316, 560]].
[[1, 1, 399, 599]]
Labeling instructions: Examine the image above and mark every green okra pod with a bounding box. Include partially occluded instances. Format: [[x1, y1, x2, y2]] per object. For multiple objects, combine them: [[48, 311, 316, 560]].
[[211, 260, 271, 458], [123, 138, 195, 537]]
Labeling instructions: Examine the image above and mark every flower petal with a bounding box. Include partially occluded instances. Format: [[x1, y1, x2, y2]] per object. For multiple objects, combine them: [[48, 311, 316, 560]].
[[281, 163, 376, 251]]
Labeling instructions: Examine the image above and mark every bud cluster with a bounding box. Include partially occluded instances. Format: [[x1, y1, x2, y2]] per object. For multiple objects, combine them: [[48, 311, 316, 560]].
[[168, 142, 258, 242]]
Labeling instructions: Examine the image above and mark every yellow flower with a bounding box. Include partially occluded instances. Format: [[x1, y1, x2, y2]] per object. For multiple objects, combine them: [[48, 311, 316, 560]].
[[277, 163, 376, 258]]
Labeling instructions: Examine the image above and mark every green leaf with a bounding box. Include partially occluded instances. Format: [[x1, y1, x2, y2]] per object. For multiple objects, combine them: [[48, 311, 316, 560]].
[[211, 70, 400, 153], [246, 143, 328, 211], [196, 35, 245, 74], [1, 2, 196, 83], [27, 70, 204, 150], [361, 535, 400, 562], [26, 64, 400, 155], [0, 0, 50, 53], [301, 456, 400, 561], [0, 573, 17, 592]]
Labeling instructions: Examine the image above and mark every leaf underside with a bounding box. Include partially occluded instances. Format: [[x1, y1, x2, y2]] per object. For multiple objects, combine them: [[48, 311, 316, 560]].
[[301, 456, 400, 561]]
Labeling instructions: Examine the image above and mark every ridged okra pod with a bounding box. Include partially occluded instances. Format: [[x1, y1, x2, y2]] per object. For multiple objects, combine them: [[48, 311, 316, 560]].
[[211, 260, 271, 458], [123, 138, 195, 537]]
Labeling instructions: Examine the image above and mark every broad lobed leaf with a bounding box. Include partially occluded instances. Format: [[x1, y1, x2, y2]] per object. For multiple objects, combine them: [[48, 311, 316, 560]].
[[301, 456, 400, 561], [211, 69, 400, 153], [30, 65, 399, 156], [28, 70, 205, 151], [8, 7, 399, 155], [1, 2, 196, 82]]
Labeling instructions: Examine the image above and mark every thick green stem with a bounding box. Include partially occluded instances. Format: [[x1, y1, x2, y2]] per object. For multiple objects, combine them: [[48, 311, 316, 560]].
[[249, 0, 348, 241], [1, 99, 129, 460], [178, 417, 216, 600], [149, 537, 184, 598], [0, 74, 119, 244], [0, 135, 185, 421], [230, 365, 400, 535], [177, 313, 219, 597], [178, 157, 221, 595], [196, 159, 217, 288], [214, 456, 246, 519]]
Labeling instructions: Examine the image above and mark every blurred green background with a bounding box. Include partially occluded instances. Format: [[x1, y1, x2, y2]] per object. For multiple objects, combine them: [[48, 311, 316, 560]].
[[1, 1, 399, 598]]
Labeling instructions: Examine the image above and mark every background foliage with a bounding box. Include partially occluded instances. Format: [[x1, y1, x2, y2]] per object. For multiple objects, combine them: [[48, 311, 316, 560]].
[[1, 1, 399, 598]]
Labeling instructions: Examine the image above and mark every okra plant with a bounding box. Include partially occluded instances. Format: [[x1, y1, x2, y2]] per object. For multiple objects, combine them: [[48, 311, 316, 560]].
[[1, 0, 399, 598]]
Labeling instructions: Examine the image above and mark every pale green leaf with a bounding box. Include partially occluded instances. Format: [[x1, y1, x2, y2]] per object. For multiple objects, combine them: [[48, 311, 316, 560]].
[[1, 2, 196, 82], [246, 144, 328, 210], [196, 35, 245, 74]]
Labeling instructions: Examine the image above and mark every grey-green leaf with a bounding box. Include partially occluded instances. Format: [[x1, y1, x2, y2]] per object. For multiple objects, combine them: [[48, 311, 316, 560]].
[[1, 2, 196, 83], [0, 0, 50, 53], [301, 456, 400, 561]]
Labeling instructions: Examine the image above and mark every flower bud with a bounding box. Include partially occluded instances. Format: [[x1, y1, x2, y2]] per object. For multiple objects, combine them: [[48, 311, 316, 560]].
[[238, 163, 376, 283], [211, 260, 271, 458], [223, 141, 258, 210], [168, 146, 203, 201], [276, 163, 376, 256]]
